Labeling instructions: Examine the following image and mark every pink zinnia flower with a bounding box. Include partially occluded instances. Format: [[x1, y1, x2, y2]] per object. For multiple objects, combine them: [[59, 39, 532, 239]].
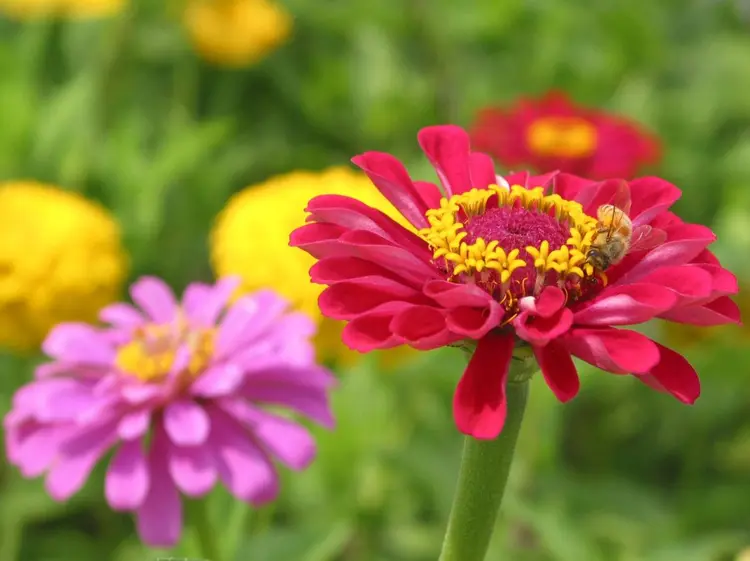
[[290, 124, 740, 440], [4, 276, 335, 546], [470, 90, 661, 180]]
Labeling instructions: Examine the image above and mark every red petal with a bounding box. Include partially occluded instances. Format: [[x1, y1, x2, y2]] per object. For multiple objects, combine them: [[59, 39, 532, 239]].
[[418, 125, 473, 196], [533, 340, 580, 402], [453, 332, 514, 439], [514, 308, 573, 346], [289, 223, 347, 259], [390, 306, 457, 350], [573, 283, 678, 326], [318, 278, 425, 320], [414, 181, 444, 210], [446, 305, 503, 339], [351, 152, 431, 229], [310, 257, 419, 288], [563, 328, 659, 374], [469, 152, 498, 190], [506, 170, 561, 190], [661, 296, 742, 326], [305, 194, 427, 256], [547, 172, 595, 200], [635, 343, 700, 404], [616, 223, 716, 284], [341, 313, 403, 351], [692, 264, 739, 298], [423, 279, 496, 308], [636, 266, 714, 305], [628, 177, 681, 226], [518, 286, 566, 318]]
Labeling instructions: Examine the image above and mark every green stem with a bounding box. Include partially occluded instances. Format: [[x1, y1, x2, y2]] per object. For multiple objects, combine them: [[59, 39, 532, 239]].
[[188, 499, 223, 561], [438, 377, 530, 561]]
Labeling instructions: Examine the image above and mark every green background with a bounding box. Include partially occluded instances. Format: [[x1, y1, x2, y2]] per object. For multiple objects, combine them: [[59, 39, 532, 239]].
[[0, 0, 749, 559]]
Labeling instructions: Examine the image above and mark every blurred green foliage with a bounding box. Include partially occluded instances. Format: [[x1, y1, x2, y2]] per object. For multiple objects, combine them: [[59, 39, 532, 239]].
[[0, 0, 749, 560]]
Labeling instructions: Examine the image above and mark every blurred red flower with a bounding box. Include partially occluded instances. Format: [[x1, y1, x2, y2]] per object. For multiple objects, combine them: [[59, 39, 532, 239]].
[[470, 90, 662, 179]]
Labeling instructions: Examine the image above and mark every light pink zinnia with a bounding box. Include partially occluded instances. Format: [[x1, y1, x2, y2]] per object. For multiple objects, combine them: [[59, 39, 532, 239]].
[[4, 276, 336, 547]]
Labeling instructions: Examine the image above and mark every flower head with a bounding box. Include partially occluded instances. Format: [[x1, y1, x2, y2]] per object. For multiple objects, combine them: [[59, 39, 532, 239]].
[[0, 182, 127, 352], [290, 125, 740, 439], [470, 91, 661, 180], [4, 276, 335, 547], [183, 0, 291, 67], [210, 167, 417, 367]]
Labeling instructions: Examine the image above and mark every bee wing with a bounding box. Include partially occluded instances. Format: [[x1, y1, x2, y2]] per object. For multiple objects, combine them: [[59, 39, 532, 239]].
[[629, 225, 666, 252]]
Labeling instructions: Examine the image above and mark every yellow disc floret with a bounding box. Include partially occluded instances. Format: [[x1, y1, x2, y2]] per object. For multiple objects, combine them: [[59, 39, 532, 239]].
[[0, 182, 128, 352]]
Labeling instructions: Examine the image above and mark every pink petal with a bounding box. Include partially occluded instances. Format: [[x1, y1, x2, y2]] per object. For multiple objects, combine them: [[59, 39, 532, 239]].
[[105, 440, 149, 511], [163, 400, 210, 446], [130, 276, 179, 323], [635, 343, 701, 404], [572, 283, 679, 326], [216, 291, 288, 357], [311, 256, 413, 286], [418, 125, 473, 196], [46, 421, 119, 500], [661, 296, 742, 326], [185, 276, 241, 326], [636, 266, 714, 306], [190, 363, 244, 398], [207, 406, 279, 505], [390, 305, 457, 350], [120, 383, 165, 405], [241, 368, 336, 429], [42, 323, 115, 366], [181, 282, 212, 318], [469, 152, 498, 190], [219, 398, 316, 470], [351, 152, 430, 228], [117, 409, 152, 440], [99, 303, 145, 329], [452, 332, 514, 439], [11, 425, 70, 477], [136, 426, 182, 547], [563, 328, 659, 374], [167, 443, 217, 497], [533, 340, 580, 402]]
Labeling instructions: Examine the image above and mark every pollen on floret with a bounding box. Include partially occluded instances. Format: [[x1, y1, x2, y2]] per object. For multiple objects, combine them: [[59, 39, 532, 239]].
[[419, 184, 606, 323]]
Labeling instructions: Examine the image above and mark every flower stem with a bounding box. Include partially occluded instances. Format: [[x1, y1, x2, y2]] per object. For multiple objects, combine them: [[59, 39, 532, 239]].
[[438, 378, 530, 561], [188, 498, 223, 561]]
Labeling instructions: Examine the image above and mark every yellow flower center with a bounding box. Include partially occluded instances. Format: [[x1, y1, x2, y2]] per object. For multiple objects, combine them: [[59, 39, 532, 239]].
[[419, 184, 605, 321], [526, 117, 598, 159], [115, 318, 215, 383]]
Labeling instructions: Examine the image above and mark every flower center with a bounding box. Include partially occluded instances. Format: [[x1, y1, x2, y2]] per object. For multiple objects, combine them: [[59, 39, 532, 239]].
[[419, 185, 605, 323], [114, 317, 215, 383], [526, 117, 597, 159]]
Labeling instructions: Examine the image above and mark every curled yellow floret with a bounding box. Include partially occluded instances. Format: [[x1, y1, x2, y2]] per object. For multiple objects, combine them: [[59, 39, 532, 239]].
[[183, 0, 292, 67], [210, 167, 417, 368], [0, 182, 128, 352]]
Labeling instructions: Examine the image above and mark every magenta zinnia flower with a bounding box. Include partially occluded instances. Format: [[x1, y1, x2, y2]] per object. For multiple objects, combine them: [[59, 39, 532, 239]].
[[290, 125, 740, 440], [4, 276, 335, 546]]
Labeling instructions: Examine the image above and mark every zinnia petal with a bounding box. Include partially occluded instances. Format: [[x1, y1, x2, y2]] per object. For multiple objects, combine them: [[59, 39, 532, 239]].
[[533, 339, 580, 402], [163, 400, 210, 446], [635, 342, 701, 404], [105, 440, 150, 511], [564, 328, 659, 374], [417, 125, 473, 196], [167, 443, 218, 497], [130, 276, 179, 323]]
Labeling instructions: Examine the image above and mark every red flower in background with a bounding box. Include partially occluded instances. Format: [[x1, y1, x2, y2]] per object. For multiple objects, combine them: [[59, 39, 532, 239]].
[[470, 90, 661, 180], [290, 125, 739, 440]]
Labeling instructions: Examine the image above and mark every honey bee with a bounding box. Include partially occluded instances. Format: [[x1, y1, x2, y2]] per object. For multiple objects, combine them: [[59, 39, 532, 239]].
[[585, 204, 635, 271]]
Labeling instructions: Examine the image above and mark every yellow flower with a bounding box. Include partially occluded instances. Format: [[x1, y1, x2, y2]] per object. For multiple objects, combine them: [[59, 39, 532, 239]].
[[0, 0, 123, 19], [210, 167, 418, 368], [183, 0, 291, 67], [0, 182, 128, 352]]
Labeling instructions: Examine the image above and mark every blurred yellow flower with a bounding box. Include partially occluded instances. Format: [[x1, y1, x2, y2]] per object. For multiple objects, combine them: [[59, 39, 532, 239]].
[[736, 547, 750, 561], [0, 182, 128, 352], [210, 167, 418, 368], [183, 0, 291, 67], [0, 0, 123, 19]]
